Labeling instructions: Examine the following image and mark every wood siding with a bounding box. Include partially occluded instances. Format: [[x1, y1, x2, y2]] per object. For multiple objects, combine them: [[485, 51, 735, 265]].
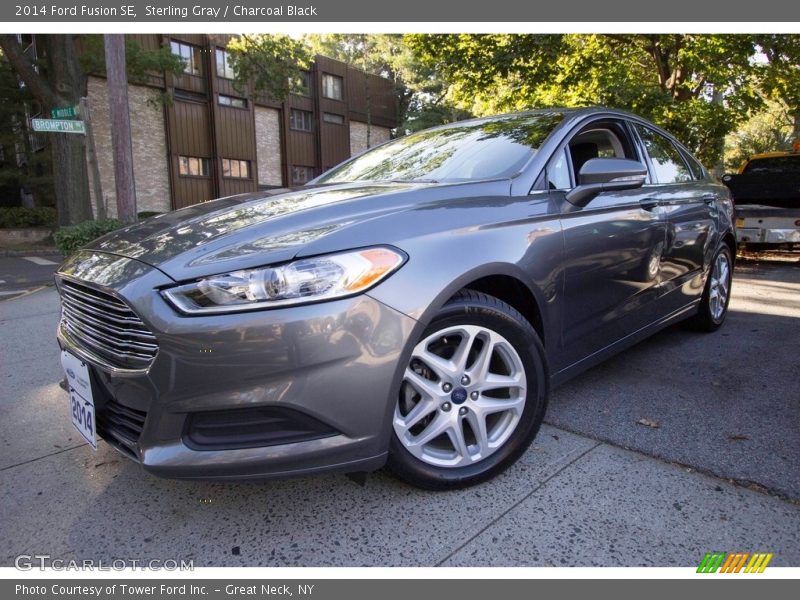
[[78, 36, 399, 208]]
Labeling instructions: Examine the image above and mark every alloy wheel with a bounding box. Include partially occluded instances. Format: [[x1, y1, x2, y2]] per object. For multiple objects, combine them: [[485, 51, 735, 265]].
[[393, 324, 527, 468], [709, 251, 731, 321]]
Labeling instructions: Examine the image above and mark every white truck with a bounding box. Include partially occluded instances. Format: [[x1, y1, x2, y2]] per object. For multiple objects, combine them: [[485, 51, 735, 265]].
[[722, 145, 800, 250]]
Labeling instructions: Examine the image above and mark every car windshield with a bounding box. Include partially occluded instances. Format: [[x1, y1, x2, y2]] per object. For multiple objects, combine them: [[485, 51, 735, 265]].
[[316, 112, 565, 184], [743, 155, 800, 174]]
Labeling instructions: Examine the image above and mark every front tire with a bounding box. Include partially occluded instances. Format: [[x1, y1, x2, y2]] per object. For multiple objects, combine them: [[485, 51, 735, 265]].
[[689, 244, 733, 332], [387, 290, 548, 490]]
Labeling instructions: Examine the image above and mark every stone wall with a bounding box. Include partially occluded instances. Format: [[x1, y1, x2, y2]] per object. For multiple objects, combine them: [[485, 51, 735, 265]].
[[86, 76, 171, 217], [254, 106, 283, 187], [349, 120, 392, 156]]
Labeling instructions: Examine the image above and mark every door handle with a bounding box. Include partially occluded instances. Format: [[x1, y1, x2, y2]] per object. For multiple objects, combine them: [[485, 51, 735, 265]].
[[701, 195, 715, 205], [639, 198, 660, 211]]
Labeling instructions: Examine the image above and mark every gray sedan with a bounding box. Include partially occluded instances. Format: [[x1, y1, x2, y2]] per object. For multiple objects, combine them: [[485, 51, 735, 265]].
[[56, 107, 735, 489]]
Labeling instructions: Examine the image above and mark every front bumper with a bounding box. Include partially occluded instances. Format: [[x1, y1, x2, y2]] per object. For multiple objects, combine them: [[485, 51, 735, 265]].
[[56, 251, 417, 480]]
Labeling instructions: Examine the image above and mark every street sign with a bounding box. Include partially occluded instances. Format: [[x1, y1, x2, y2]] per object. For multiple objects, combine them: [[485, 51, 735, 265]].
[[31, 118, 86, 134], [50, 105, 79, 119]]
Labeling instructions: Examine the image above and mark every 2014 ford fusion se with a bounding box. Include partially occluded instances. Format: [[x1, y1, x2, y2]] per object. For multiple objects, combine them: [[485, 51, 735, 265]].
[[57, 107, 735, 489]]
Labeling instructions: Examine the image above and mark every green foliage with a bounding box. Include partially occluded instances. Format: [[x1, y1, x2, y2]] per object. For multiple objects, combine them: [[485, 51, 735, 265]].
[[0, 53, 54, 205], [53, 218, 121, 256], [0, 207, 57, 228], [137, 210, 163, 219], [226, 35, 311, 101], [405, 34, 799, 167], [79, 36, 184, 87], [724, 102, 795, 171]]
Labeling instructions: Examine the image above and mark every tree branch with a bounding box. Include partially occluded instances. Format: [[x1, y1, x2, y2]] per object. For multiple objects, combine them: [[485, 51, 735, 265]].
[[0, 35, 59, 107]]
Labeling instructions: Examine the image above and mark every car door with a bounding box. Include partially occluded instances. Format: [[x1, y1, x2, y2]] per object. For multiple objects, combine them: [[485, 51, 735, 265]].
[[632, 123, 715, 313], [551, 119, 668, 370]]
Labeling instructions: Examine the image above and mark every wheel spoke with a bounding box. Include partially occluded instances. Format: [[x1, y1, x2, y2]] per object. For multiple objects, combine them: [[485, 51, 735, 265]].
[[483, 371, 525, 391], [464, 332, 494, 383], [474, 395, 525, 416], [447, 420, 470, 460], [403, 367, 441, 400], [464, 410, 490, 457], [414, 348, 456, 380], [396, 396, 437, 430], [411, 412, 450, 447]]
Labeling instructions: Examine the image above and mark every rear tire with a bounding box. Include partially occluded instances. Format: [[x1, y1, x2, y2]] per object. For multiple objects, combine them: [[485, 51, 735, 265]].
[[689, 244, 733, 332], [387, 290, 548, 490]]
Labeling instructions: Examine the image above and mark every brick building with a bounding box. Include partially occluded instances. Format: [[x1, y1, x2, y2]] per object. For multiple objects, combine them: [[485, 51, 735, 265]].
[[81, 34, 398, 215]]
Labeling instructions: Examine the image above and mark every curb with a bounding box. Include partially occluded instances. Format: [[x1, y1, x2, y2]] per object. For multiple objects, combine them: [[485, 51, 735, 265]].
[[0, 247, 61, 258]]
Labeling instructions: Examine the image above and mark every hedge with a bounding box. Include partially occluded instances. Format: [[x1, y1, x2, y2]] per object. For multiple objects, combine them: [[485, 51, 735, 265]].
[[0, 207, 58, 229], [53, 219, 122, 256]]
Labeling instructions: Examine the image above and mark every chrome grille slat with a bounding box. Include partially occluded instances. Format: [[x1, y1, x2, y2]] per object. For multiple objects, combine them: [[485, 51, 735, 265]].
[[62, 316, 158, 353], [61, 303, 157, 342], [60, 284, 140, 316], [57, 278, 158, 370], [63, 321, 155, 362], [60, 294, 144, 325]]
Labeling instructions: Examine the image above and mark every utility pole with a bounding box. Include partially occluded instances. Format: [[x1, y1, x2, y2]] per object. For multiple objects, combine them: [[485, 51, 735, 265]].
[[103, 34, 137, 224]]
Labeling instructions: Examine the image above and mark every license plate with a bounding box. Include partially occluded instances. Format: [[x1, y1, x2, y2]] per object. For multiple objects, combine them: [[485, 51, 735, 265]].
[[61, 351, 97, 450], [736, 217, 745, 228]]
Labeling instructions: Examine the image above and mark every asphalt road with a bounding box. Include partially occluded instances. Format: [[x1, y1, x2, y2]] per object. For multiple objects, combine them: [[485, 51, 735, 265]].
[[547, 254, 800, 499], [0, 254, 61, 300], [1, 256, 798, 567]]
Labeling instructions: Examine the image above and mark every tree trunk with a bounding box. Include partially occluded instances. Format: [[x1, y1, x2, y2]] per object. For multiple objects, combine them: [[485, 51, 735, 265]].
[[81, 96, 106, 220], [41, 35, 93, 226], [104, 35, 137, 225]]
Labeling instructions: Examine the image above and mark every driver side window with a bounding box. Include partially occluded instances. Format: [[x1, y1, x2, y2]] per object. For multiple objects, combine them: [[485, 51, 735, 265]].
[[546, 122, 638, 192]]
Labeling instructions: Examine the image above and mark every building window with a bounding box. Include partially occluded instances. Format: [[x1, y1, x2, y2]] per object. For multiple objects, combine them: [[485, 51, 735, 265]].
[[292, 166, 313, 185], [178, 156, 210, 177], [215, 48, 235, 79], [323, 112, 345, 125], [222, 158, 251, 179], [171, 41, 203, 76], [290, 71, 311, 96], [218, 94, 247, 109], [322, 74, 343, 100], [289, 109, 313, 132]]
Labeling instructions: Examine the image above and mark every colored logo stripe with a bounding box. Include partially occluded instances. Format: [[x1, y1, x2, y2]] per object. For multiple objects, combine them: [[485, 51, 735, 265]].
[[697, 552, 726, 573], [697, 552, 773, 573], [744, 553, 773, 573]]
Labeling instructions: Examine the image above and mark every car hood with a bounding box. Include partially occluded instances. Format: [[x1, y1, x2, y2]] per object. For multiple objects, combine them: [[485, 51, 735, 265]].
[[86, 180, 508, 281]]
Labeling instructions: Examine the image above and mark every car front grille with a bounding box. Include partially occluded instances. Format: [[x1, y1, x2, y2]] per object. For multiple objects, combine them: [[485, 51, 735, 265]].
[[58, 278, 158, 370], [96, 397, 147, 461]]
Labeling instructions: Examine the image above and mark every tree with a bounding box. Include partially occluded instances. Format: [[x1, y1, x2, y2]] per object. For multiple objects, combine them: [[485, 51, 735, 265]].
[[0, 51, 52, 207], [0, 34, 184, 225], [406, 34, 780, 166], [724, 101, 795, 171], [0, 35, 93, 225], [304, 34, 468, 136], [755, 35, 800, 138], [224, 34, 311, 102]]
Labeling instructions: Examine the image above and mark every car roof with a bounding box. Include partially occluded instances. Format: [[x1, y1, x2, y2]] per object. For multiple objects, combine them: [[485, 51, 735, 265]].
[[418, 106, 652, 134]]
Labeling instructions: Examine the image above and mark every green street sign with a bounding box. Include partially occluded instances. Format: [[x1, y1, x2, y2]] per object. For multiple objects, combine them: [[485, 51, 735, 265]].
[[31, 118, 86, 134], [50, 105, 79, 119]]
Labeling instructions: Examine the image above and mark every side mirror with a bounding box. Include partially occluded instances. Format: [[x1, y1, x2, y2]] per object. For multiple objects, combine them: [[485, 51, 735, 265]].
[[565, 158, 647, 207]]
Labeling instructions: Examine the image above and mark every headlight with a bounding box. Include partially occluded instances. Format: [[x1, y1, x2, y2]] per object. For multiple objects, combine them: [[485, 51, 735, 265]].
[[161, 246, 406, 314]]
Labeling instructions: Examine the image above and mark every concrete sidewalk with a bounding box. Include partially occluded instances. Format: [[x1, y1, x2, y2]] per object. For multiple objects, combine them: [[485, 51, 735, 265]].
[[1, 287, 798, 567]]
